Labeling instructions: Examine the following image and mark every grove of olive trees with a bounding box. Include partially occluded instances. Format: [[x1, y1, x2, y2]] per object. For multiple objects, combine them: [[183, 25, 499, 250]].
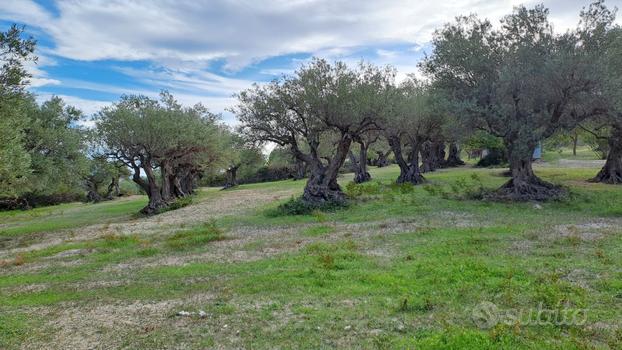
[[1, 0, 621, 214]]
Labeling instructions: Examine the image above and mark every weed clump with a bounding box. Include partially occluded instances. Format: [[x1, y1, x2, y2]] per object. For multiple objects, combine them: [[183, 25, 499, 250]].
[[424, 173, 488, 200], [267, 197, 348, 216]]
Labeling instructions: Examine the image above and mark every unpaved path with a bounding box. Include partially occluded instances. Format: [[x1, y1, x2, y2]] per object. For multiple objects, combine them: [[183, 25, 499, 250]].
[[0, 187, 296, 259]]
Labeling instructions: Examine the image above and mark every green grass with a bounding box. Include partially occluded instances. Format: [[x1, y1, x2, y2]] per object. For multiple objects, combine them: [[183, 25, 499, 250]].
[[1, 162, 621, 348], [541, 146, 602, 162], [165, 221, 224, 250], [0, 196, 148, 237]]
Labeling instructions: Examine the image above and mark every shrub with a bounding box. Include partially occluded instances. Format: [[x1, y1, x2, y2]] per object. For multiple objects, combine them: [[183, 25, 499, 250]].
[[476, 149, 508, 168], [345, 181, 382, 197], [167, 196, 193, 211], [424, 173, 488, 200], [267, 197, 348, 216]]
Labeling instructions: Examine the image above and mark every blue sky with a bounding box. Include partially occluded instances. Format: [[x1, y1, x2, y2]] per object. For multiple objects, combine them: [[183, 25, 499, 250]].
[[1, 0, 619, 124]]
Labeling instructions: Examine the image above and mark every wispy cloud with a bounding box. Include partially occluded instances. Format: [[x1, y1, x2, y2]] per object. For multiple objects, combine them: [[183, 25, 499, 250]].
[[2, 0, 618, 125]]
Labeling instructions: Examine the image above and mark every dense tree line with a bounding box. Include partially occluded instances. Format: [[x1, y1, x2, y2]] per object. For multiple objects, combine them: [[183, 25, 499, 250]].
[[1, 1, 621, 214], [236, 0, 620, 205]]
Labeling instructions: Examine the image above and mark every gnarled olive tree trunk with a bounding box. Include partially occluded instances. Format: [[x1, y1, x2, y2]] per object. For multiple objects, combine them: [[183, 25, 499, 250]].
[[434, 141, 447, 168], [375, 150, 391, 167], [348, 142, 371, 184], [105, 176, 120, 199], [130, 159, 168, 215], [160, 159, 175, 202], [494, 142, 564, 201], [294, 159, 306, 180], [591, 126, 622, 184], [388, 136, 425, 185], [223, 164, 240, 189], [302, 135, 351, 204], [421, 140, 442, 173], [445, 142, 465, 167], [86, 182, 103, 203]]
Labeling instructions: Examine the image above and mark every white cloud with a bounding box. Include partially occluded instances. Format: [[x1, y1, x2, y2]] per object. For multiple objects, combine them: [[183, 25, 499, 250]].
[[23, 54, 60, 87], [5, 0, 621, 127], [35, 93, 110, 118], [3, 0, 614, 69]]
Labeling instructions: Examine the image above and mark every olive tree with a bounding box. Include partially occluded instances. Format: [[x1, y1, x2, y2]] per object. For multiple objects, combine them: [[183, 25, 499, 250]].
[[382, 78, 444, 185], [22, 96, 89, 196], [221, 131, 265, 189], [234, 59, 393, 204], [580, 2, 622, 184], [97, 92, 222, 214], [422, 5, 605, 200], [0, 25, 36, 198]]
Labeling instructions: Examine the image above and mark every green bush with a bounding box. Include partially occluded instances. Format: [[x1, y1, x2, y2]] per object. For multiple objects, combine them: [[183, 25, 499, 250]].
[[424, 173, 488, 200], [345, 181, 383, 197], [167, 196, 193, 211], [267, 197, 348, 216]]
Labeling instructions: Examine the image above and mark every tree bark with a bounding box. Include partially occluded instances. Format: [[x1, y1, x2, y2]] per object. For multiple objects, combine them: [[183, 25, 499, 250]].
[[293, 159, 306, 180], [571, 131, 578, 157], [435, 141, 447, 168], [301, 135, 351, 204], [160, 159, 176, 202], [388, 136, 425, 185], [105, 176, 120, 199], [494, 142, 564, 201], [86, 182, 102, 203], [349, 142, 371, 184], [590, 126, 622, 184], [139, 159, 168, 215], [223, 164, 240, 189], [375, 150, 391, 168], [420, 141, 437, 173], [445, 142, 465, 167]]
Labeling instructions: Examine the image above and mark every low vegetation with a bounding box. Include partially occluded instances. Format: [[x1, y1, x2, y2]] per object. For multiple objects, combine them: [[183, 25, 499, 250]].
[[1, 162, 621, 349]]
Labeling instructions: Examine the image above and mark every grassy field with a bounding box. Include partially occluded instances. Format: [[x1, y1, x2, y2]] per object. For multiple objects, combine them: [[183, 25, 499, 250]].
[[1, 155, 621, 349]]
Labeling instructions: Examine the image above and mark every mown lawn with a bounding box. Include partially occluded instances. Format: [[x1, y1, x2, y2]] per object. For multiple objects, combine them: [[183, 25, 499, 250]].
[[1, 160, 621, 349]]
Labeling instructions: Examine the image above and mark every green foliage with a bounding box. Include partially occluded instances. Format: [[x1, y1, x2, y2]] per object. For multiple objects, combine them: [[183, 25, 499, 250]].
[[165, 196, 193, 211], [0, 25, 37, 198], [267, 197, 348, 216], [464, 131, 504, 153], [424, 173, 487, 200], [22, 96, 89, 197]]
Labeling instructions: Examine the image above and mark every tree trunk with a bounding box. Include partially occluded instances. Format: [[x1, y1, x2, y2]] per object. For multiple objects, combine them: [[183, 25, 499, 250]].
[[435, 141, 447, 168], [105, 176, 120, 199], [86, 181, 102, 203], [420, 141, 436, 173], [445, 142, 465, 167], [349, 143, 371, 184], [294, 159, 306, 180], [180, 168, 197, 195], [388, 136, 424, 185], [590, 126, 622, 184], [160, 160, 174, 201], [494, 142, 564, 201], [223, 165, 240, 189], [375, 150, 390, 168], [572, 131, 578, 157], [140, 160, 168, 215], [301, 136, 351, 204]]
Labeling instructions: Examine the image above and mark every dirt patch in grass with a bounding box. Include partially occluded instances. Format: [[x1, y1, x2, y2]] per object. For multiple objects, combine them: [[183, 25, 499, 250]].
[[23, 293, 217, 350], [553, 222, 616, 242]]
